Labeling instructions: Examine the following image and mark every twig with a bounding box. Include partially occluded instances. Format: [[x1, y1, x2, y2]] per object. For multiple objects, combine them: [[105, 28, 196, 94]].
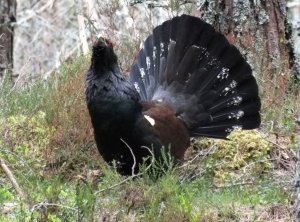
[[95, 175, 137, 195], [178, 145, 218, 183], [121, 138, 137, 176], [30, 201, 77, 218], [31, 202, 77, 211], [180, 160, 231, 183], [178, 144, 217, 169], [178, 151, 203, 169], [264, 137, 286, 150], [263, 137, 297, 159], [197, 0, 206, 10], [0, 157, 29, 207], [140, 145, 155, 170], [95, 145, 155, 195], [212, 181, 254, 189]]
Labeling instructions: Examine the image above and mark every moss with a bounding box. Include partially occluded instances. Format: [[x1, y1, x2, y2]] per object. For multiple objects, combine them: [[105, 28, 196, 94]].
[[195, 129, 273, 185]]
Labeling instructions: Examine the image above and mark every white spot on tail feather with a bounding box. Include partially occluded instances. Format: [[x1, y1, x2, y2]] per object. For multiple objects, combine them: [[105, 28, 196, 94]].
[[146, 57, 151, 70], [134, 82, 140, 93], [228, 96, 243, 106], [140, 68, 145, 78], [144, 115, 155, 126], [153, 46, 157, 60], [217, 67, 230, 79], [228, 110, 245, 120], [160, 42, 165, 57], [225, 125, 242, 133]]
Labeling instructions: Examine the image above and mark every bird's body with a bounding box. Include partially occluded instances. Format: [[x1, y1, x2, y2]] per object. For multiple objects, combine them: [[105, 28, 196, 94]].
[[86, 15, 261, 175]]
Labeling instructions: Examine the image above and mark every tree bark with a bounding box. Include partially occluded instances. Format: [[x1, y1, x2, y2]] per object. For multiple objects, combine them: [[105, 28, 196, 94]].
[[296, 141, 300, 221], [197, 0, 290, 79], [0, 0, 16, 82]]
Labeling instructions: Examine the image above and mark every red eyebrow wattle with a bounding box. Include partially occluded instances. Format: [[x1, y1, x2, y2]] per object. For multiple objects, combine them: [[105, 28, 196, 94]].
[[107, 39, 113, 46]]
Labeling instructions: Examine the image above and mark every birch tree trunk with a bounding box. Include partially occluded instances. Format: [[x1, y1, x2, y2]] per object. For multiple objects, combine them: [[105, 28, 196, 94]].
[[296, 141, 300, 221], [0, 0, 16, 82], [287, 1, 300, 75]]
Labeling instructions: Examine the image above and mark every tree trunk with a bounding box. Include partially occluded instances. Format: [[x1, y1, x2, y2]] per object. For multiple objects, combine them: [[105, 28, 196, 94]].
[[0, 0, 16, 82], [296, 140, 300, 221], [287, 1, 300, 75], [197, 0, 290, 80]]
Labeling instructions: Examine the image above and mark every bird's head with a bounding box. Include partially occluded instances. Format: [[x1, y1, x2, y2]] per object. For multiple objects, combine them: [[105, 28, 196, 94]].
[[91, 37, 117, 70]]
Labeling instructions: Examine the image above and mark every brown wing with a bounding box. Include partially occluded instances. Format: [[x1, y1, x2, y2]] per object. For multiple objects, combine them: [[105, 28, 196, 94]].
[[141, 101, 190, 160]]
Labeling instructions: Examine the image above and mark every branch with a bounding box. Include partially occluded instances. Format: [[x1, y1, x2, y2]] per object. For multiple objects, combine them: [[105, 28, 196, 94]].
[[0, 157, 29, 207]]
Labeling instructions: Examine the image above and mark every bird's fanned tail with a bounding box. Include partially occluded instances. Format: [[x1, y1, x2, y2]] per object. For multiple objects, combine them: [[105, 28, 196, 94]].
[[129, 14, 261, 139]]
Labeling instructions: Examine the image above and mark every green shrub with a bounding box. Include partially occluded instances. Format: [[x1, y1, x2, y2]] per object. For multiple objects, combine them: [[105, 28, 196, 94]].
[[0, 112, 55, 172]]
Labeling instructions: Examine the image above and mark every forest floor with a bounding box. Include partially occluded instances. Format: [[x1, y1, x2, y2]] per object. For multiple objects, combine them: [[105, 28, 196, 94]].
[[0, 55, 297, 221]]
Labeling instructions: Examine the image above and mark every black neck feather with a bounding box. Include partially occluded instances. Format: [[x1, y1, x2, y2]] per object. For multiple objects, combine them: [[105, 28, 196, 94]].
[[90, 45, 118, 73]]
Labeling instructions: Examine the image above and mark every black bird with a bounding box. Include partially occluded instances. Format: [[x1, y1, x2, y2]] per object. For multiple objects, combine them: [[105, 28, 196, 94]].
[[85, 15, 261, 175]]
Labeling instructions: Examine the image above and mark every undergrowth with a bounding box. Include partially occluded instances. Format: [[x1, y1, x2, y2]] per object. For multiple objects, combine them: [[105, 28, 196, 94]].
[[259, 65, 300, 136], [0, 53, 297, 221]]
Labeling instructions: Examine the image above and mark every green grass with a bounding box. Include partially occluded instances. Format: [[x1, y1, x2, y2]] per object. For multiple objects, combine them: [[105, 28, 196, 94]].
[[0, 170, 291, 221], [0, 55, 295, 221]]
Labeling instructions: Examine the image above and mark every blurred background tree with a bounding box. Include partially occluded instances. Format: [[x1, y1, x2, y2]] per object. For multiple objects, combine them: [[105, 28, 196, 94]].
[[0, 0, 16, 82]]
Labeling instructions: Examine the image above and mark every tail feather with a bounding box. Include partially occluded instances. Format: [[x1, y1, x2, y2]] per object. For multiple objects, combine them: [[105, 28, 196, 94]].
[[218, 46, 245, 68], [129, 14, 261, 139], [211, 100, 261, 122], [206, 33, 230, 57], [164, 40, 177, 84], [208, 92, 257, 114], [192, 114, 261, 134], [176, 46, 202, 83], [130, 64, 147, 99]]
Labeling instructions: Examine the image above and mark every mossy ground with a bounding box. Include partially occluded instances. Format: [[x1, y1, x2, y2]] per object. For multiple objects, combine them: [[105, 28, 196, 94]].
[[0, 55, 296, 221]]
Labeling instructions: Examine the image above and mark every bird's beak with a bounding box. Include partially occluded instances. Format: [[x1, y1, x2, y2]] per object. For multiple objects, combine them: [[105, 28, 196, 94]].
[[91, 34, 107, 46], [97, 36, 107, 46]]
